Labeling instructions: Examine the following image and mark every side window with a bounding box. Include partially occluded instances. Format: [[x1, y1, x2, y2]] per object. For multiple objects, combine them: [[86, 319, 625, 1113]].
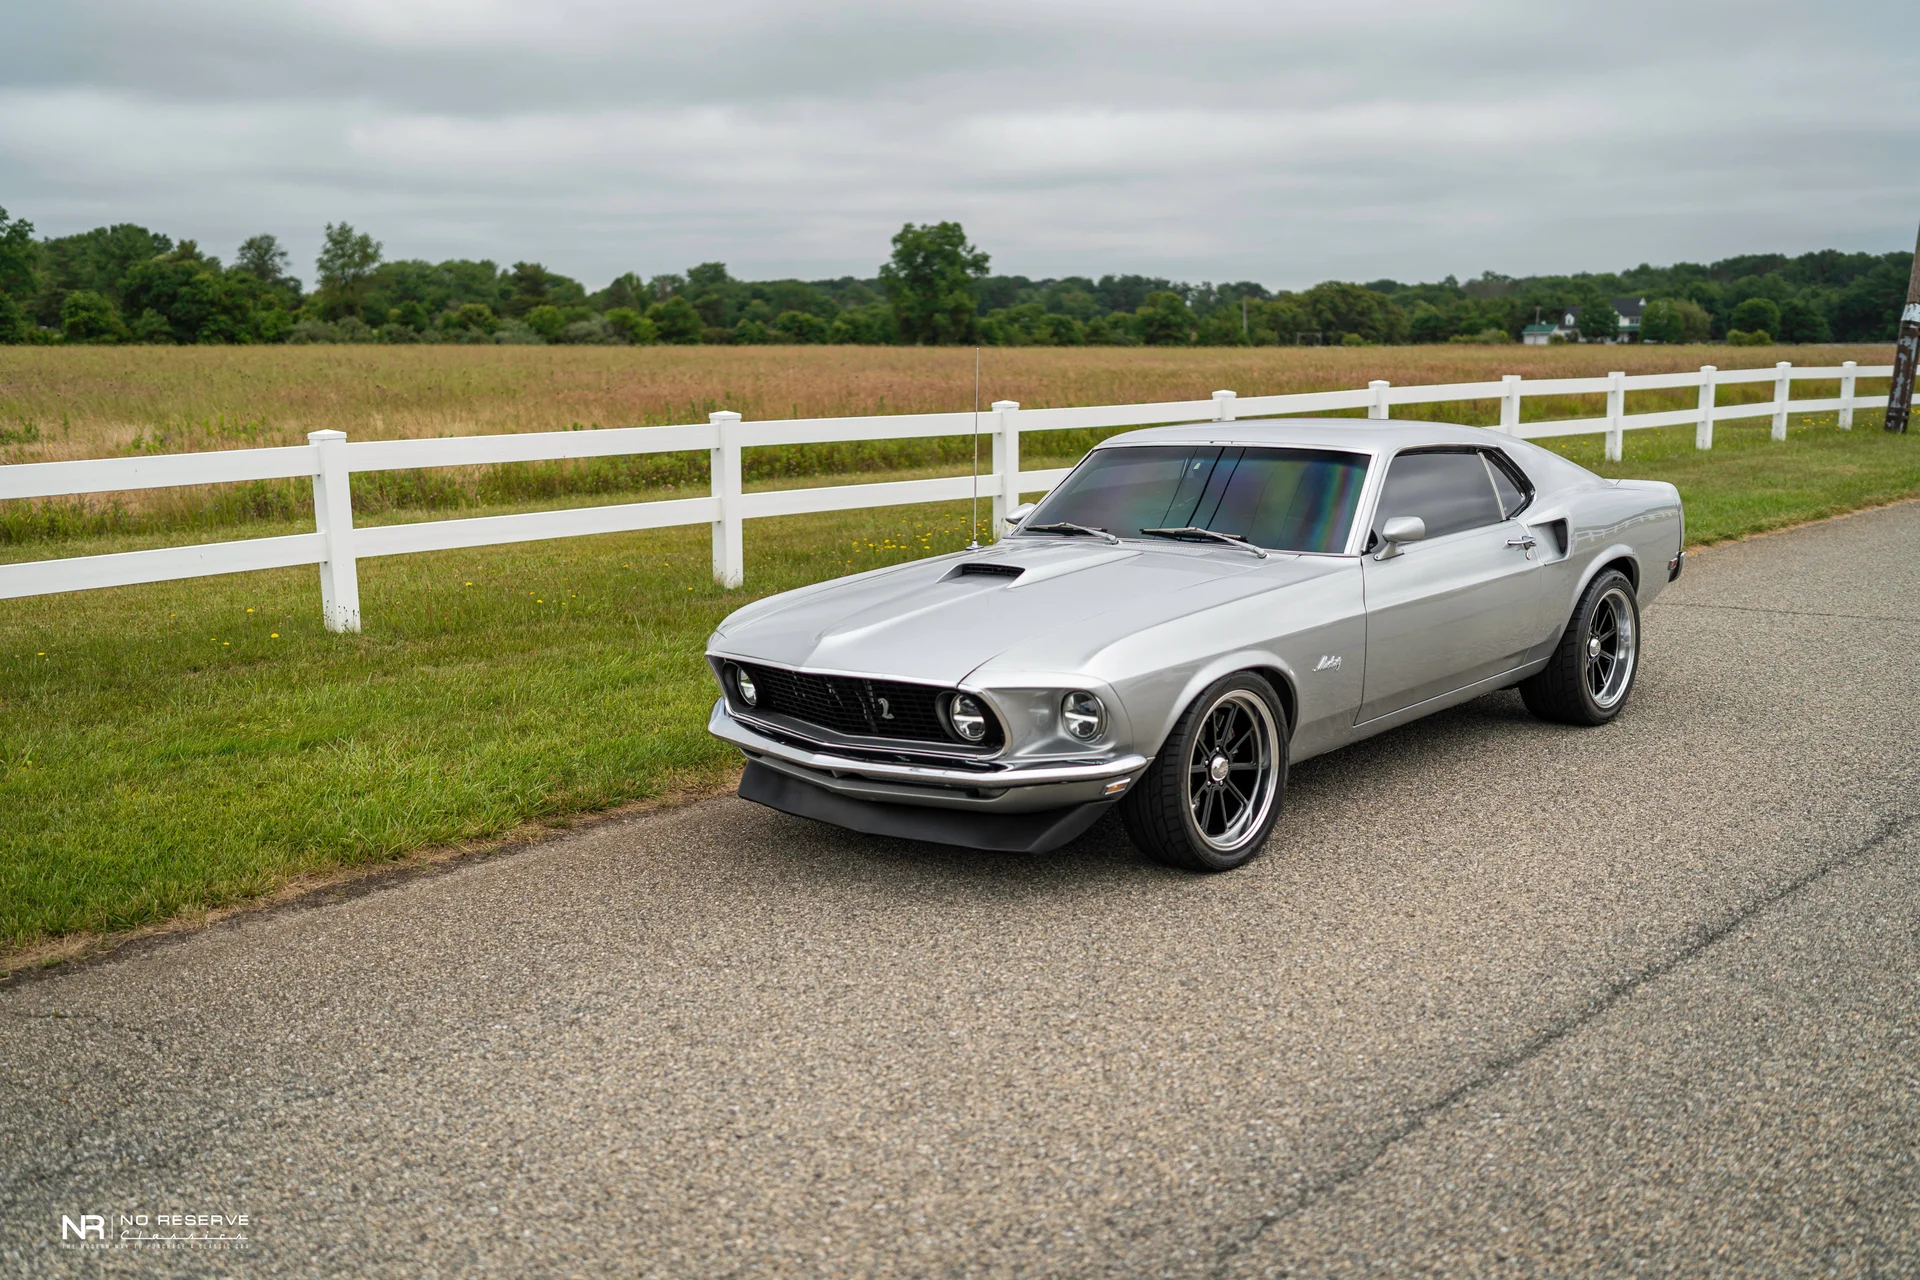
[[1374, 450, 1504, 540], [1483, 452, 1531, 519]]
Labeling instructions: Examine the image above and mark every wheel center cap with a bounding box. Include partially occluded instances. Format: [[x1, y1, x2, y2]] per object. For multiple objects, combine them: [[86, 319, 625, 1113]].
[[1588, 636, 1603, 658], [1208, 754, 1230, 783]]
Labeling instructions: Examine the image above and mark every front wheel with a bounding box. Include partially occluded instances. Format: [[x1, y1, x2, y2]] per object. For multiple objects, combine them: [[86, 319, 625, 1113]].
[[1520, 568, 1641, 725], [1120, 672, 1288, 872]]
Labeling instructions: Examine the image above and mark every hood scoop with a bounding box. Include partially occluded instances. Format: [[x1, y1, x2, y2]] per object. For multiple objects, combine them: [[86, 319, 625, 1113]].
[[945, 562, 1025, 581]]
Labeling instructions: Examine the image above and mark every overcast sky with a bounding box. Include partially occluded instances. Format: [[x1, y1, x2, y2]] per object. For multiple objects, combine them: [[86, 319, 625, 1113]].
[[3, 0, 1916, 291]]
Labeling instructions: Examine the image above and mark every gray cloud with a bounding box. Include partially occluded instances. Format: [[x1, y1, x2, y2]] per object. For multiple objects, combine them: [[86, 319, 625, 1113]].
[[2, 0, 1914, 289]]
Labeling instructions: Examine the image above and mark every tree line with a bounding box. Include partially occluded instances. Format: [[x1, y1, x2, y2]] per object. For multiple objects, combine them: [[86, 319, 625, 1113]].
[[0, 208, 1908, 349]]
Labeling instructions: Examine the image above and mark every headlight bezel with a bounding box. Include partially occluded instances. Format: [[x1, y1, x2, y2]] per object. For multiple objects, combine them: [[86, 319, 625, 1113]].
[[725, 661, 759, 707], [944, 692, 990, 743], [1060, 690, 1106, 742]]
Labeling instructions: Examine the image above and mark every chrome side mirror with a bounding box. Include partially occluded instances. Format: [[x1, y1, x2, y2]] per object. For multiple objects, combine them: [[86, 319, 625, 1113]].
[[1004, 502, 1037, 528], [1375, 515, 1426, 560]]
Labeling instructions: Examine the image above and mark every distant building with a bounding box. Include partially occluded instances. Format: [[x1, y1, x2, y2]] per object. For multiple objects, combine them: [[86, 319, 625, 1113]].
[[1613, 297, 1647, 342], [1522, 308, 1581, 345], [1523, 298, 1649, 344]]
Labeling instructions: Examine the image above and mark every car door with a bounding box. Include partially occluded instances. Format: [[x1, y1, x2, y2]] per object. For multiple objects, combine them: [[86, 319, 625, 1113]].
[[1358, 448, 1545, 722]]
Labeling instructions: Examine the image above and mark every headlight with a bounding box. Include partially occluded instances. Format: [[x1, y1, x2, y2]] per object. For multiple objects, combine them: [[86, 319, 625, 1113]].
[[1061, 691, 1105, 741], [946, 693, 988, 742], [729, 663, 759, 707]]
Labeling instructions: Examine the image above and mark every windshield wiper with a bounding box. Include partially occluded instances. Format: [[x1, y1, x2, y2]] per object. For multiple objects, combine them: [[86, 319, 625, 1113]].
[[1020, 521, 1121, 545], [1139, 527, 1269, 559]]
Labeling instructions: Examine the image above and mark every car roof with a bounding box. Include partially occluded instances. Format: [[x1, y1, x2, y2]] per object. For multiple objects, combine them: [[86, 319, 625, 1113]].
[[1097, 417, 1505, 454]]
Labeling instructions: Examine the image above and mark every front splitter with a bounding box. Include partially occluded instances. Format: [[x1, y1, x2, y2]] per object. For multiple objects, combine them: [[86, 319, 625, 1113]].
[[738, 761, 1117, 854]]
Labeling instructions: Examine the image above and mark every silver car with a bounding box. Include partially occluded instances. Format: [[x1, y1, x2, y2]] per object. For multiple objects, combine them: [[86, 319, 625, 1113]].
[[706, 418, 1683, 871]]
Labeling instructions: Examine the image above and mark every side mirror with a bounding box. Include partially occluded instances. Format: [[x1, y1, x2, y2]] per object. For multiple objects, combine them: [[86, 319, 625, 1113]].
[[1005, 502, 1037, 528], [1375, 515, 1427, 560]]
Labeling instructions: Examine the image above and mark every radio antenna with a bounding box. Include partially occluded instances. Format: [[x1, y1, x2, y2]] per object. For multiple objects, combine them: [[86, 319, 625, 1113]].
[[968, 346, 981, 548]]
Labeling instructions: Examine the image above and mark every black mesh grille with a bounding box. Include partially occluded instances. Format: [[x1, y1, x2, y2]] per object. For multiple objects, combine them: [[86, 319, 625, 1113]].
[[737, 664, 996, 747]]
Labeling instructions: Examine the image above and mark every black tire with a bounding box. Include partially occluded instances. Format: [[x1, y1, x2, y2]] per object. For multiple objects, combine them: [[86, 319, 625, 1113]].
[[1120, 671, 1288, 872], [1520, 568, 1641, 726]]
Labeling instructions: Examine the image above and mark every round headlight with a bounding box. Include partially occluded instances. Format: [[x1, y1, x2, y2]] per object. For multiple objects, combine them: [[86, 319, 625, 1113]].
[[732, 664, 759, 707], [947, 693, 988, 743], [1061, 691, 1105, 741]]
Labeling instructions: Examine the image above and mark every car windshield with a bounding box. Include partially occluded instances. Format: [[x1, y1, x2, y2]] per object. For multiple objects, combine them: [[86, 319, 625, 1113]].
[[1020, 445, 1369, 554]]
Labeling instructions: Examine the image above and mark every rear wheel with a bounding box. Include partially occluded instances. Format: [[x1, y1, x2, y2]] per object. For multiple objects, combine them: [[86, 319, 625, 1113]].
[[1520, 569, 1640, 725], [1120, 672, 1287, 872]]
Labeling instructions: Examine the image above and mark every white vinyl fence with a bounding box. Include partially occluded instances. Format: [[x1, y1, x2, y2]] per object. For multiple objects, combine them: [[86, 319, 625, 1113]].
[[0, 359, 1904, 632]]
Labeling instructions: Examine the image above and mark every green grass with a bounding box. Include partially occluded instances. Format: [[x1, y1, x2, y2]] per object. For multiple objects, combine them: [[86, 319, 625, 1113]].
[[2, 411, 1917, 956]]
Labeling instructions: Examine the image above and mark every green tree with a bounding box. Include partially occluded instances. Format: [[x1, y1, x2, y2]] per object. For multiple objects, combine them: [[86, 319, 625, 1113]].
[[1777, 296, 1829, 344], [315, 222, 383, 320], [1135, 291, 1195, 345], [443, 302, 498, 334], [878, 221, 989, 344], [0, 290, 28, 344], [0, 206, 36, 303], [61, 290, 126, 342], [1639, 298, 1685, 344], [234, 234, 292, 285], [1303, 281, 1404, 344], [128, 309, 172, 343], [387, 300, 430, 331], [772, 310, 830, 343], [502, 261, 585, 318], [1672, 299, 1713, 343], [1577, 298, 1621, 343], [1729, 296, 1781, 338], [593, 272, 654, 313], [604, 307, 658, 344], [645, 296, 704, 344], [523, 305, 567, 341]]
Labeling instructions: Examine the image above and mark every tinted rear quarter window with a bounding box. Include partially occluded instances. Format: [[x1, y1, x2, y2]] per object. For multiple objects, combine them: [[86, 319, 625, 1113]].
[[1374, 451, 1504, 540], [1485, 453, 1530, 518]]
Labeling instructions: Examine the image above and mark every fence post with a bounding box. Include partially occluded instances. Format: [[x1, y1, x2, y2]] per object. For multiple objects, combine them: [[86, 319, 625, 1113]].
[[1696, 365, 1717, 450], [990, 400, 1020, 538], [1368, 380, 1390, 420], [1771, 361, 1792, 441], [1499, 374, 1522, 435], [1212, 389, 1237, 421], [1605, 371, 1625, 462], [1839, 360, 1857, 430], [709, 410, 743, 588], [307, 430, 361, 633]]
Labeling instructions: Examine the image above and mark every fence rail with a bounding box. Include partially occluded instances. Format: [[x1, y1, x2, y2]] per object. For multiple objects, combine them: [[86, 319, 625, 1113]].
[[0, 360, 1905, 631]]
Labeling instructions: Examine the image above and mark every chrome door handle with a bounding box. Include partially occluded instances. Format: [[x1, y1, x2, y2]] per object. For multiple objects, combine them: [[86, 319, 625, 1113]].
[[1506, 535, 1538, 559]]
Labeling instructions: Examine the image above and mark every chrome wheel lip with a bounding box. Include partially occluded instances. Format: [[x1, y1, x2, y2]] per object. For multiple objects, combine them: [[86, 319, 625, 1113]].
[[1185, 689, 1280, 853], [1585, 585, 1638, 710]]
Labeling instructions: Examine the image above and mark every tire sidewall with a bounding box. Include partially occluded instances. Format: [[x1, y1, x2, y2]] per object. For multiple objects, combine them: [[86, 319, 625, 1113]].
[[1168, 672, 1289, 870], [1572, 570, 1640, 723]]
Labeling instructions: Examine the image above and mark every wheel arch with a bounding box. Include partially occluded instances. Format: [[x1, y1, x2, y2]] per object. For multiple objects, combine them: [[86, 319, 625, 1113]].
[[1146, 654, 1299, 759], [1574, 545, 1640, 602]]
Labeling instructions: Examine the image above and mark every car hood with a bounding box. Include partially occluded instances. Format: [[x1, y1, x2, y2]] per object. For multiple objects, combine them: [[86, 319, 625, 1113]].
[[709, 538, 1340, 686]]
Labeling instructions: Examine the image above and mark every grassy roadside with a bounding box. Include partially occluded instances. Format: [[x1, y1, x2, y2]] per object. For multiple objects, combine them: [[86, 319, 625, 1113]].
[[3, 411, 1918, 960]]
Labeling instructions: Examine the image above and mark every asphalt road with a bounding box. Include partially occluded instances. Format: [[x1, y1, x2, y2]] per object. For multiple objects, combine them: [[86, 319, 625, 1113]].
[[4, 502, 1918, 1278]]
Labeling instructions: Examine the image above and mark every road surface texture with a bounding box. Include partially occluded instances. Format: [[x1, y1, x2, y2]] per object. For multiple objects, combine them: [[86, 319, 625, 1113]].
[[4, 502, 1918, 1278]]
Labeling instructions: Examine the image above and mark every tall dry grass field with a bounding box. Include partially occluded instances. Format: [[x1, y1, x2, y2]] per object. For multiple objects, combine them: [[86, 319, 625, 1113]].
[[0, 343, 1894, 543], [0, 343, 1894, 462]]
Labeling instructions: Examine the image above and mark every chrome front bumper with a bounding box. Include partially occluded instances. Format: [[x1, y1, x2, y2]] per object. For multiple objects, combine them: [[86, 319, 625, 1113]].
[[708, 699, 1148, 814]]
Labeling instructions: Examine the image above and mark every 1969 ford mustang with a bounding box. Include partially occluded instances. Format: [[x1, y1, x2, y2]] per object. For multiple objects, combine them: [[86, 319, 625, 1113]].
[[706, 418, 1683, 871]]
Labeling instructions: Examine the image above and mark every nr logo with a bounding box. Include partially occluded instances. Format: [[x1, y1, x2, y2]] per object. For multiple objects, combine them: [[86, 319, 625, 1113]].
[[62, 1216, 106, 1241]]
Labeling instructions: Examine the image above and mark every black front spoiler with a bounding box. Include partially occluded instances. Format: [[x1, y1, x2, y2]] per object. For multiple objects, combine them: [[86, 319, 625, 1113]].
[[738, 761, 1116, 854]]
